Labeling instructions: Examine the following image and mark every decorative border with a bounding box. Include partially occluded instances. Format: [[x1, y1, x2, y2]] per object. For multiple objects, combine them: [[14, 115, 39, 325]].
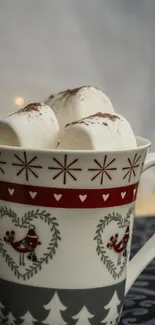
[[0, 151, 144, 185], [0, 181, 138, 208]]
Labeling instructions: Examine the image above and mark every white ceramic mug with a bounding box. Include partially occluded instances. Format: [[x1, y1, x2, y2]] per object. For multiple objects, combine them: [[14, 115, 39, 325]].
[[0, 136, 155, 325]]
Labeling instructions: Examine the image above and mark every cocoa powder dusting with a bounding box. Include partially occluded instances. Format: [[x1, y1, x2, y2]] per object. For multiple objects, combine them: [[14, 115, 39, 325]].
[[18, 102, 41, 113], [66, 112, 119, 127], [52, 85, 99, 102], [93, 112, 119, 121], [62, 85, 98, 97], [63, 87, 82, 96], [60, 86, 85, 102], [8, 102, 43, 118], [49, 94, 54, 99]]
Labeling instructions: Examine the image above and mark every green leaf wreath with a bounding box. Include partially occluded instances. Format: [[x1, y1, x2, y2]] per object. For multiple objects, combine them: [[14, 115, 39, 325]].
[[0, 206, 61, 280], [94, 206, 134, 279]]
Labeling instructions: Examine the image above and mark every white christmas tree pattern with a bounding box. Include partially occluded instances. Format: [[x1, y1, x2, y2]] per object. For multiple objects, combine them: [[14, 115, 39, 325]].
[[116, 306, 123, 325], [20, 311, 37, 325], [101, 290, 121, 325], [42, 291, 67, 325], [72, 306, 94, 325], [0, 301, 6, 323], [0, 152, 6, 174], [88, 156, 117, 184], [12, 151, 42, 181], [5, 311, 17, 325], [48, 154, 82, 184], [122, 153, 141, 182]]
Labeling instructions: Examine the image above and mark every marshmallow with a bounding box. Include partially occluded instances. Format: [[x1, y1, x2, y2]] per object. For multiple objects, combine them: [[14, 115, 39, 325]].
[[58, 113, 137, 150], [45, 86, 114, 129], [0, 102, 59, 149]]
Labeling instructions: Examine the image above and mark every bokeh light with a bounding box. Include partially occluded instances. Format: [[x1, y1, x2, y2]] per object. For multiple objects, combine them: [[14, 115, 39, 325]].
[[15, 97, 24, 106]]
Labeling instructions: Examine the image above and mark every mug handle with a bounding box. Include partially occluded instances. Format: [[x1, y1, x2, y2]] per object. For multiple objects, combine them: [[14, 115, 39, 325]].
[[125, 152, 155, 295]]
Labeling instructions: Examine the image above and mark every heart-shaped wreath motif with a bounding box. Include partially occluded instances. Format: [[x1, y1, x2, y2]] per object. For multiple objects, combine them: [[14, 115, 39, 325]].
[[94, 206, 134, 280], [0, 206, 61, 280]]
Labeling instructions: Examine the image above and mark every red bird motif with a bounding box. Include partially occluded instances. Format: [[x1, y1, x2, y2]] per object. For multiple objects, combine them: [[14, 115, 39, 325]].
[[4, 224, 41, 266], [107, 225, 130, 265]]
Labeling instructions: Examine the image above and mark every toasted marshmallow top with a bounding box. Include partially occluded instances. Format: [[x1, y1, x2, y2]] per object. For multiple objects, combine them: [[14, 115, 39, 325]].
[[58, 112, 137, 150], [45, 86, 114, 130], [0, 102, 59, 149]]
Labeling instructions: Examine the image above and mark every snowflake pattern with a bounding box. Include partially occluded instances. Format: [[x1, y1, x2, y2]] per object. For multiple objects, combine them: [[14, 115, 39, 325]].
[[88, 156, 117, 184], [122, 153, 141, 182], [0, 152, 6, 174], [12, 151, 42, 181], [48, 154, 82, 184]]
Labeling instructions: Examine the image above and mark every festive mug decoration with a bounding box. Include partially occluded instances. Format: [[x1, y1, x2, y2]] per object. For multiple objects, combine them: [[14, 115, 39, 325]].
[[107, 225, 130, 266], [0, 281, 124, 325], [94, 207, 133, 279], [0, 151, 143, 185], [0, 206, 61, 280], [4, 224, 41, 266], [0, 143, 151, 325]]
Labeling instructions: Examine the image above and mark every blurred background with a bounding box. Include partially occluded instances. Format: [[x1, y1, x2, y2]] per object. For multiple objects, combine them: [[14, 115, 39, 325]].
[[0, 0, 155, 214]]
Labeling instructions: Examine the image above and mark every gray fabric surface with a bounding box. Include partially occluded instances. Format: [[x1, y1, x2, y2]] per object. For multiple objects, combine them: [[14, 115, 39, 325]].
[[121, 216, 155, 325]]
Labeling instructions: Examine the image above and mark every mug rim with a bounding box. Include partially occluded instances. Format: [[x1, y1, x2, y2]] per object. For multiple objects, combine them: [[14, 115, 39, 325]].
[[0, 136, 151, 154]]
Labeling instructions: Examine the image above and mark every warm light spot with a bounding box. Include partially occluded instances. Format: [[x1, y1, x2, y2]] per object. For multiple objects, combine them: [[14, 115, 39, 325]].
[[15, 97, 24, 106]]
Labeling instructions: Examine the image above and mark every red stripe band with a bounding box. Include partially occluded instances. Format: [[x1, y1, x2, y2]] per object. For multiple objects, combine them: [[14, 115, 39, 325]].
[[0, 181, 138, 209]]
